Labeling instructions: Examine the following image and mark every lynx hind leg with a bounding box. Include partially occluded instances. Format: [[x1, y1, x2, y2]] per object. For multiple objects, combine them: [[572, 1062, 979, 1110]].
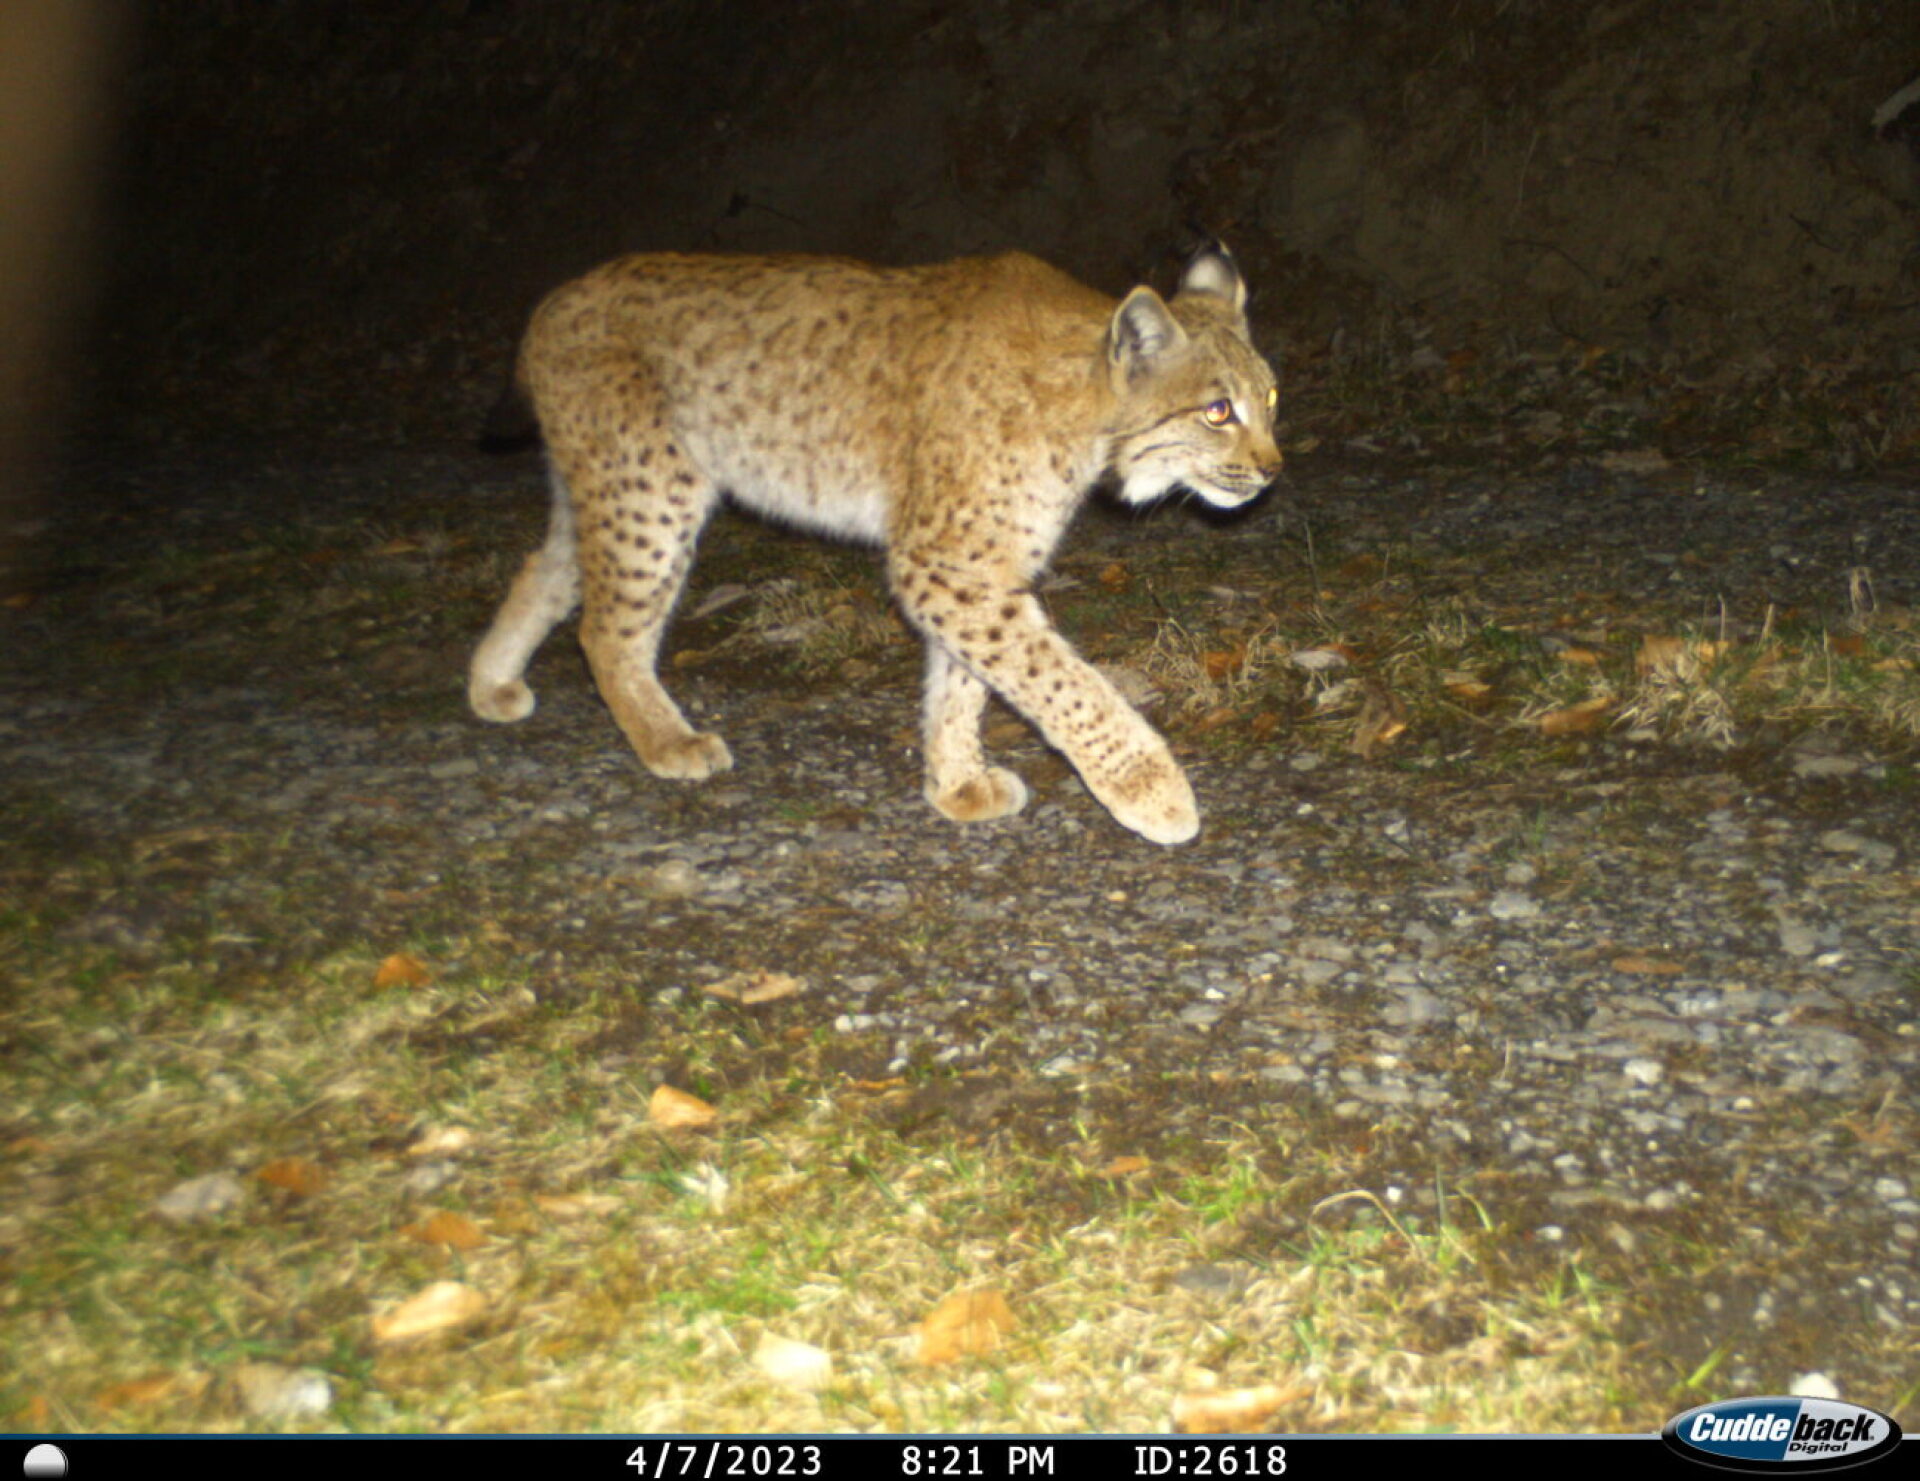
[[470, 464, 582, 722], [558, 410, 731, 782], [920, 642, 1029, 824]]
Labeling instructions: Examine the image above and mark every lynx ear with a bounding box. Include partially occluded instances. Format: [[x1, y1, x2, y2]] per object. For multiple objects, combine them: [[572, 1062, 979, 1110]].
[[1177, 245, 1247, 317], [1109, 285, 1187, 380]]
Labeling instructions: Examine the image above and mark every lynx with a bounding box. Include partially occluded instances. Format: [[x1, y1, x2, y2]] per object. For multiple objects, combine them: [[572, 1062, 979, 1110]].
[[469, 246, 1281, 844]]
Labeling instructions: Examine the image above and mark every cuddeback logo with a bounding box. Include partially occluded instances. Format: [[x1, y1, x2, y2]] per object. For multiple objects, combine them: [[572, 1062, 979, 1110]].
[[1662, 1396, 1903, 1472]]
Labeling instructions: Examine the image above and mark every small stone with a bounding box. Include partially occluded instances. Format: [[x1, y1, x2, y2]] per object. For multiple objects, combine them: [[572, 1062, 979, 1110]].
[[232, 1362, 333, 1420], [1488, 890, 1541, 921], [1624, 1056, 1664, 1087], [153, 1172, 246, 1223], [1792, 755, 1861, 779], [1789, 1372, 1840, 1401], [639, 859, 702, 899], [429, 758, 480, 780], [1777, 919, 1818, 957]]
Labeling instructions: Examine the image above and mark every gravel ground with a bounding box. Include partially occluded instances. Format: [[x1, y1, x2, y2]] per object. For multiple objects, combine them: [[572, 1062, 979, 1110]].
[[4, 442, 1917, 1400]]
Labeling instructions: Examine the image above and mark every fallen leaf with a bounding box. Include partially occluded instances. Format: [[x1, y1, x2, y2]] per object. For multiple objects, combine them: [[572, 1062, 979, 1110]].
[[1827, 633, 1867, 658], [1100, 1155, 1150, 1178], [1538, 697, 1611, 736], [371, 1280, 488, 1342], [95, 1373, 183, 1410], [1555, 646, 1606, 667], [688, 582, 752, 619], [1192, 706, 1241, 735], [703, 970, 804, 1004], [1097, 561, 1130, 591], [649, 1084, 719, 1128], [1598, 448, 1671, 475], [1637, 635, 1730, 674], [1246, 711, 1282, 740], [407, 1124, 476, 1159], [1290, 646, 1350, 671], [917, 1289, 1016, 1366], [256, 1157, 328, 1197], [753, 1333, 833, 1391], [1201, 647, 1245, 681], [1445, 677, 1494, 706], [1173, 1383, 1312, 1433], [533, 1191, 622, 1221], [1350, 683, 1408, 757], [373, 536, 423, 556], [403, 1210, 486, 1250], [374, 953, 432, 989]]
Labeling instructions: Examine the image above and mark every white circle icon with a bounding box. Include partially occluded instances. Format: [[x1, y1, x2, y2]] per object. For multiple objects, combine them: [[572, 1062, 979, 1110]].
[[23, 1446, 67, 1479]]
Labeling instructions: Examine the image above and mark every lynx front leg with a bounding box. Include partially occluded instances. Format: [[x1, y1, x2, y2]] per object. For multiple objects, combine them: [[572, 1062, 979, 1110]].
[[894, 555, 1198, 845], [920, 642, 1029, 824]]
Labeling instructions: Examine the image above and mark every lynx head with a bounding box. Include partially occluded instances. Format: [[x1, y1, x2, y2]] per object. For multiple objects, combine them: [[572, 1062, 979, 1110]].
[[1104, 245, 1282, 509]]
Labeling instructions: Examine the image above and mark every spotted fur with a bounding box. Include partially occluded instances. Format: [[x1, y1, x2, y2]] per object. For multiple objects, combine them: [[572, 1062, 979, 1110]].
[[469, 247, 1281, 844]]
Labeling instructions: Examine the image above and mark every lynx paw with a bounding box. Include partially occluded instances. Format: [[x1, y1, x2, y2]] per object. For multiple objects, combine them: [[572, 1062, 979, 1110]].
[[641, 732, 734, 781], [472, 678, 536, 723], [1095, 754, 1199, 846], [927, 766, 1030, 825]]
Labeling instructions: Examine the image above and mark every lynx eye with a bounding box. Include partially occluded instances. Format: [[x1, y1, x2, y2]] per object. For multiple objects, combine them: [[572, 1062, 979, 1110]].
[[1265, 386, 1279, 417], [1202, 399, 1236, 427]]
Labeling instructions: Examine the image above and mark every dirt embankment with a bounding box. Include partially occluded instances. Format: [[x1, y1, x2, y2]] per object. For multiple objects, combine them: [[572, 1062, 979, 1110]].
[[84, 0, 1919, 447]]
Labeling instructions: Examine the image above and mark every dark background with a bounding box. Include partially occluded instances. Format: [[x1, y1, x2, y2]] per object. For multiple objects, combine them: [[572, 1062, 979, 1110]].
[[19, 0, 1913, 461]]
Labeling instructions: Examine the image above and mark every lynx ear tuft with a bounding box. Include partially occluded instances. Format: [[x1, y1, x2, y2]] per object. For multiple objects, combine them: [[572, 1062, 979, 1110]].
[[1177, 245, 1247, 317], [1109, 286, 1186, 379]]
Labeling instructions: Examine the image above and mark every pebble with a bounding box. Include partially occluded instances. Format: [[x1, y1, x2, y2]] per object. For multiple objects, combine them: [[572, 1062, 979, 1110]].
[[1488, 890, 1541, 921]]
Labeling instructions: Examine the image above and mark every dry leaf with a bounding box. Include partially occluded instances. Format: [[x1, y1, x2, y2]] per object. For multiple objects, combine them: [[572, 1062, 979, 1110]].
[[256, 1157, 328, 1197], [1289, 646, 1350, 671], [374, 953, 432, 989], [533, 1191, 621, 1221], [1611, 954, 1685, 976], [1350, 683, 1408, 757], [1445, 677, 1494, 706], [752, 1333, 834, 1391], [1598, 448, 1671, 475], [1192, 706, 1241, 734], [1097, 561, 1130, 590], [1201, 647, 1245, 681], [1637, 635, 1730, 674], [1827, 633, 1867, 658], [1538, 697, 1611, 736], [95, 1373, 183, 1410], [649, 1084, 719, 1128], [703, 970, 804, 1004], [1100, 1155, 1150, 1178], [371, 1280, 488, 1342], [403, 1210, 486, 1250], [1555, 646, 1606, 667], [917, 1289, 1016, 1366], [1247, 711, 1282, 740], [407, 1124, 475, 1159], [374, 536, 423, 556], [1174, 1383, 1312, 1433]]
